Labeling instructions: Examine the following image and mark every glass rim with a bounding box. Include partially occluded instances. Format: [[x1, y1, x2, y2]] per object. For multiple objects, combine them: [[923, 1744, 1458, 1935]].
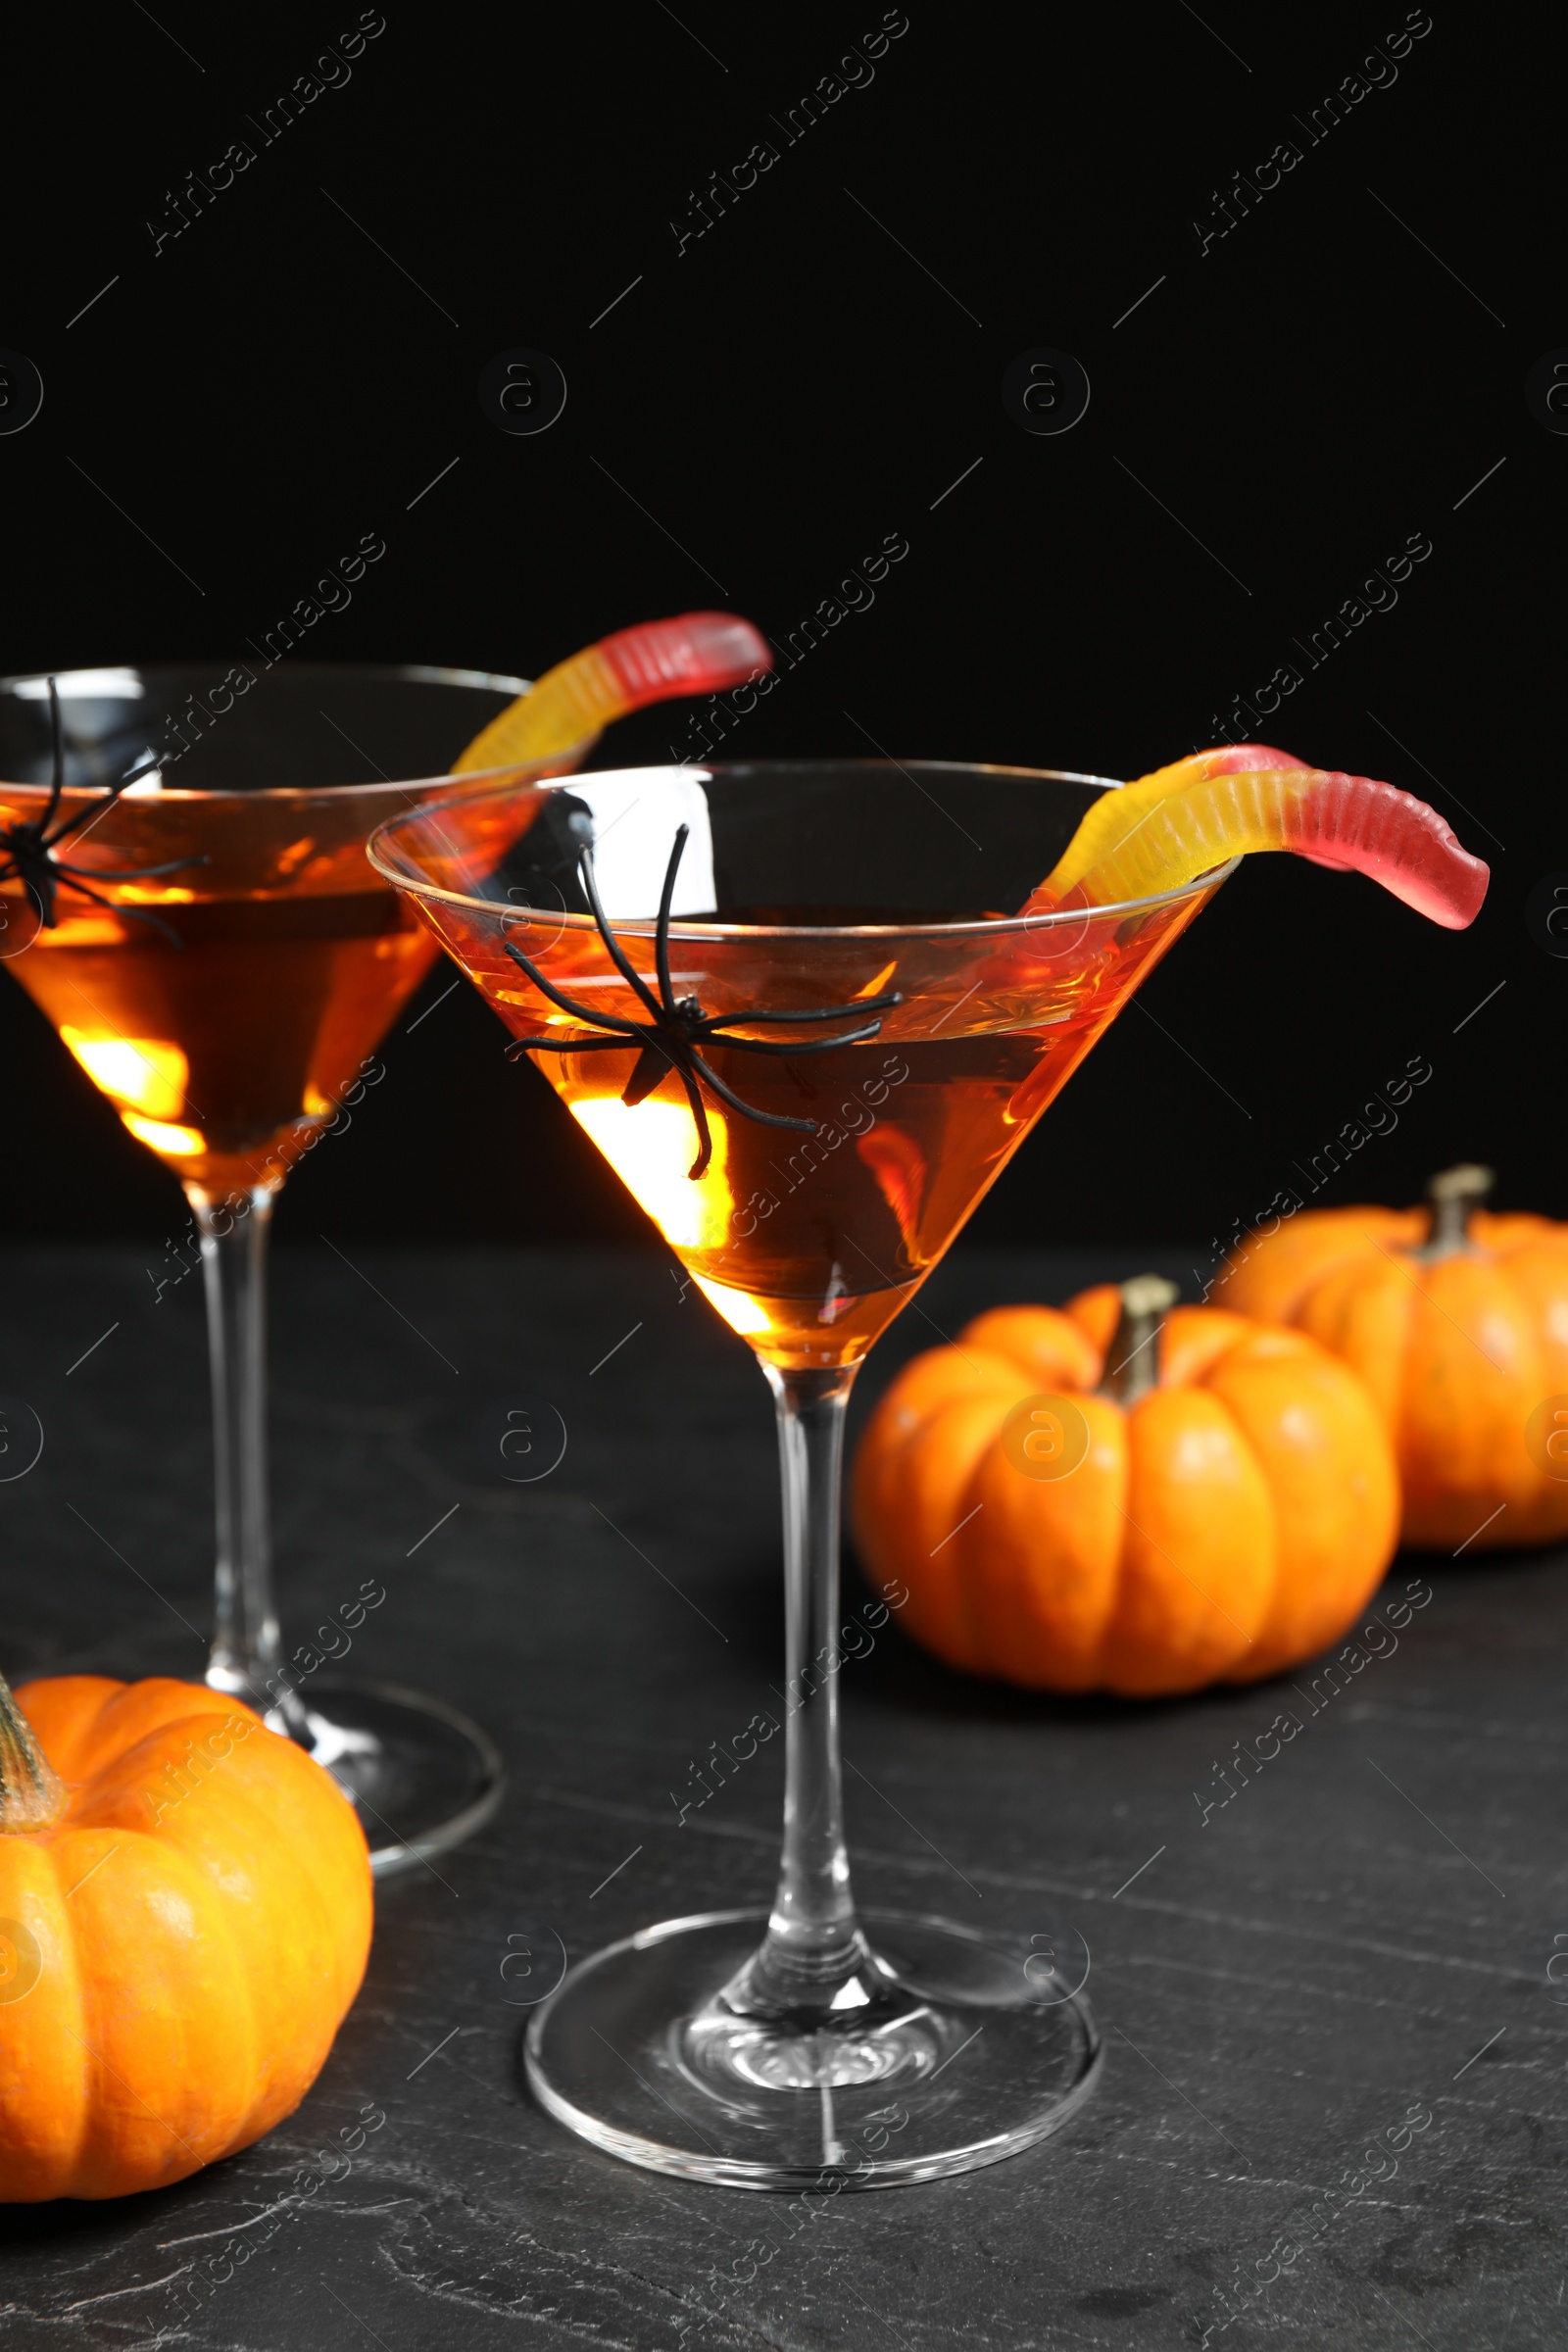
[[365, 757, 1241, 940], [0, 661, 536, 804]]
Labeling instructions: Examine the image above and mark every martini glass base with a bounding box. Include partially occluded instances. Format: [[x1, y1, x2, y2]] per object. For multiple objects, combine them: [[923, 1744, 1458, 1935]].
[[524, 1907, 1101, 2190], [254, 1676, 504, 1879]]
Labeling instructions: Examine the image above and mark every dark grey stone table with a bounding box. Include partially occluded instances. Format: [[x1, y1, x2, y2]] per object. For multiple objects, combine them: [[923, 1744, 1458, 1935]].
[[1, 1241, 1562, 2349]]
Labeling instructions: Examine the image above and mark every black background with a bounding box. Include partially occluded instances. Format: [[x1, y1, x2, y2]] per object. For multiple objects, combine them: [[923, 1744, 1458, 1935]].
[[1, 4, 1555, 1261]]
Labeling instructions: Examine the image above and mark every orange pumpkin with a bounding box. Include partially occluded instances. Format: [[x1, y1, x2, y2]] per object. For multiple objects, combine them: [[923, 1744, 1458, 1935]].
[[850, 1275, 1399, 1696], [1213, 1165, 1568, 1550], [0, 1672, 372, 2201]]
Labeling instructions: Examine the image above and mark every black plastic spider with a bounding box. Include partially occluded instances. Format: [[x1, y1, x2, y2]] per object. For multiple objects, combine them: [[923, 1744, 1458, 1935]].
[[0, 676, 198, 945], [502, 819, 902, 1180]]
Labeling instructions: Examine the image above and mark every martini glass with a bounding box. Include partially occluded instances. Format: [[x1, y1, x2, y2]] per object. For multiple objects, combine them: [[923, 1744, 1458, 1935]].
[[0, 662, 586, 1877], [369, 758, 1235, 2183]]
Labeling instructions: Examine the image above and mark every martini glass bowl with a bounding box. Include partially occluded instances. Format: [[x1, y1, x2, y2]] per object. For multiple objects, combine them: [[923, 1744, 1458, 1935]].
[[0, 662, 587, 1876], [369, 758, 1234, 2184]]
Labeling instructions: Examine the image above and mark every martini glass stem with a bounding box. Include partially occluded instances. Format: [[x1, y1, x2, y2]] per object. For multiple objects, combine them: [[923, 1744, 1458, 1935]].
[[748, 1362, 870, 2008], [190, 1185, 300, 1729]]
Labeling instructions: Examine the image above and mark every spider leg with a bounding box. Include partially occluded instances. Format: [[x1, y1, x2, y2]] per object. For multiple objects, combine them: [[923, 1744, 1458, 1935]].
[[503, 1033, 630, 1059], [50, 856, 201, 881], [5, 861, 55, 929], [118, 904, 186, 947], [45, 758, 171, 849], [53, 872, 183, 947], [39, 679, 66, 837], [700, 1021, 887, 1057], [502, 936, 643, 1032], [575, 846, 664, 1020], [56, 872, 135, 912], [676, 1058, 714, 1180], [621, 1038, 677, 1108], [686, 1049, 817, 1136], [700, 992, 903, 1031], [3, 839, 58, 922], [653, 824, 687, 1015]]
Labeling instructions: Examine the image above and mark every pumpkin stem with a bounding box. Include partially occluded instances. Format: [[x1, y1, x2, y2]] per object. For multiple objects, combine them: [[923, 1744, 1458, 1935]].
[[0, 1671, 67, 1834], [1100, 1274, 1179, 1406], [1423, 1162, 1494, 1258]]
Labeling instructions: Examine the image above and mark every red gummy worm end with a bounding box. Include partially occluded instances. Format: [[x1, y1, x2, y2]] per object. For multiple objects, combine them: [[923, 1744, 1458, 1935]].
[[1196, 751, 1489, 911], [600, 612, 773, 704], [1290, 770, 1491, 928]]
